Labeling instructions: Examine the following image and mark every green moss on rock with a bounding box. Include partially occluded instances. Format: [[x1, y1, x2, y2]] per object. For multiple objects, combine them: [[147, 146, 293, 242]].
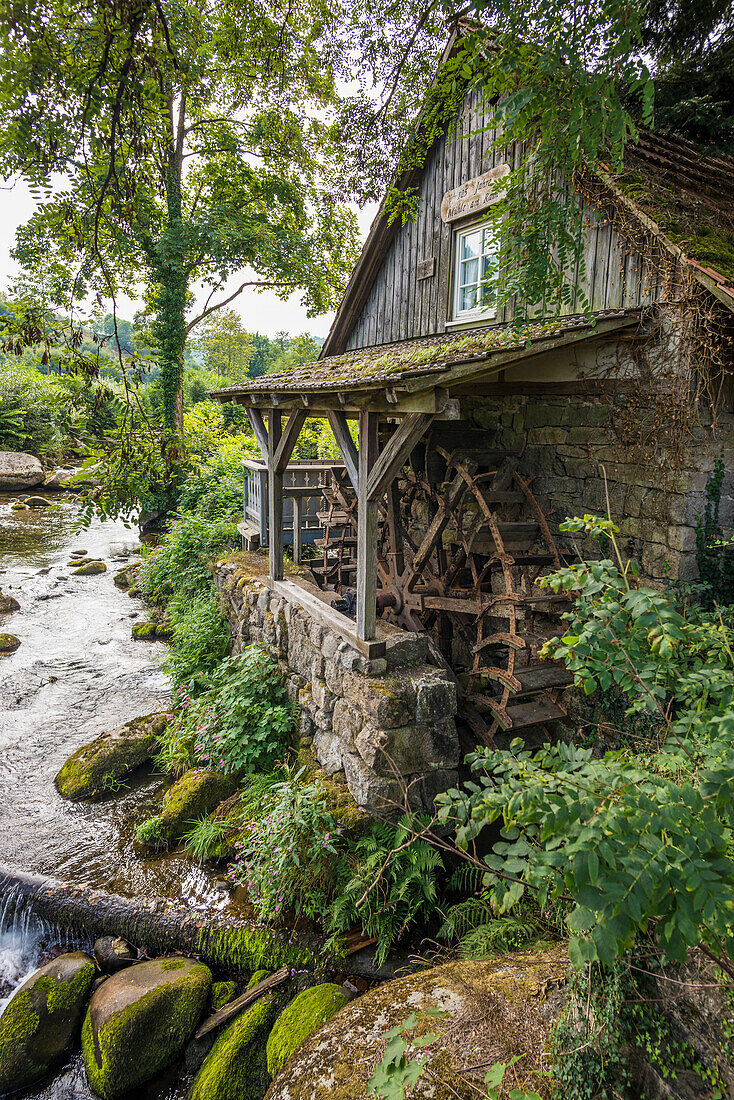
[[0, 951, 96, 1093], [248, 970, 271, 990], [191, 994, 277, 1100], [137, 768, 236, 850], [0, 632, 20, 653], [81, 956, 211, 1099], [54, 712, 167, 801], [132, 622, 158, 640], [210, 981, 238, 1011], [266, 984, 349, 1078], [73, 561, 107, 576]]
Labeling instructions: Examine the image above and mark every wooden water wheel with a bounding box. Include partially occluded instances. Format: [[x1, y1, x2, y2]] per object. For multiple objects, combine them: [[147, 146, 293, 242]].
[[310, 426, 573, 741]]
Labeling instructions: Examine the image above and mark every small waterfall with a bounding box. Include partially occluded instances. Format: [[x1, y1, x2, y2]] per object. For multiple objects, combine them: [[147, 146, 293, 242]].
[[0, 885, 90, 1011]]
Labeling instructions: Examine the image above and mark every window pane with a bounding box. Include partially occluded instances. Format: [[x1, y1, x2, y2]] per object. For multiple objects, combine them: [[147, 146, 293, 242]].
[[460, 286, 478, 312], [459, 256, 479, 287], [460, 230, 481, 260]]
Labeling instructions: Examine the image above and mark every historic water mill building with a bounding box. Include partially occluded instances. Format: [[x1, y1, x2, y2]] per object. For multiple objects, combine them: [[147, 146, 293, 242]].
[[212, 51, 734, 813]]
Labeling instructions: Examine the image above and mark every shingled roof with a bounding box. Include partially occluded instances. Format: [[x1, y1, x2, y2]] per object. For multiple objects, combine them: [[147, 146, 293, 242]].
[[210, 309, 637, 398]]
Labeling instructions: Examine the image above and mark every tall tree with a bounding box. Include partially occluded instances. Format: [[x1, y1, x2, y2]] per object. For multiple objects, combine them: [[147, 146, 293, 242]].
[[197, 309, 254, 380], [0, 0, 360, 436]]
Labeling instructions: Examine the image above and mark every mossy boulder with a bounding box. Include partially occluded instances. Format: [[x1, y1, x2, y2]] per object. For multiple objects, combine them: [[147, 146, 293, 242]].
[[81, 956, 212, 1099], [266, 984, 349, 1079], [191, 994, 278, 1100], [73, 560, 107, 576], [54, 712, 167, 801], [113, 567, 134, 589], [210, 981, 238, 1011], [138, 768, 236, 849], [0, 951, 96, 1093], [0, 632, 21, 653], [132, 621, 158, 640], [0, 590, 20, 613], [265, 948, 569, 1100]]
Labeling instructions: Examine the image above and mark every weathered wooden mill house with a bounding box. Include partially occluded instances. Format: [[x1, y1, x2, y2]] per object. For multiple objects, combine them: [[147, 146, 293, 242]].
[[212, 52, 734, 813]]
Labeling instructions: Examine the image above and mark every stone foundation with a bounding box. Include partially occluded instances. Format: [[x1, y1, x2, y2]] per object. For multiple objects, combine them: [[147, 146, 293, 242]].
[[214, 560, 460, 816]]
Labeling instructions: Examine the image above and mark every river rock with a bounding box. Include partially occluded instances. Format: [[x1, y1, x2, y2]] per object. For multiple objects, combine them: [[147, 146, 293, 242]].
[[191, 994, 277, 1100], [137, 768, 236, 849], [73, 560, 107, 575], [210, 980, 238, 1011], [93, 936, 138, 974], [0, 590, 20, 613], [54, 712, 167, 801], [0, 451, 44, 490], [23, 495, 52, 507], [43, 469, 70, 489], [81, 956, 212, 1099], [0, 632, 21, 653], [266, 984, 349, 1079], [265, 949, 569, 1100], [0, 951, 96, 1093]]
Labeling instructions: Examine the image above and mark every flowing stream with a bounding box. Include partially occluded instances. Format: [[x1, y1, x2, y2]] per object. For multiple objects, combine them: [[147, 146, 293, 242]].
[[0, 487, 230, 1098]]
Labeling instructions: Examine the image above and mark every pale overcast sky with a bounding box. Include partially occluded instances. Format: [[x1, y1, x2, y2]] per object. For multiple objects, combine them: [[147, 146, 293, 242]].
[[0, 177, 377, 341]]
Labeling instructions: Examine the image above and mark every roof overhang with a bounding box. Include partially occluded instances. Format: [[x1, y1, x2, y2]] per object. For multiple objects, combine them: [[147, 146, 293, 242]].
[[210, 310, 643, 416]]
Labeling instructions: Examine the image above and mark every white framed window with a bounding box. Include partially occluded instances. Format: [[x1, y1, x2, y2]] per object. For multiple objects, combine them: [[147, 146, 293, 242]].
[[451, 223, 498, 322]]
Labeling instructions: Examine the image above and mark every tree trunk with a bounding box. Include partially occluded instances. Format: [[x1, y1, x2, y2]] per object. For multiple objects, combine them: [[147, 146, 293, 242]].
[[153, 91, 187, 435]]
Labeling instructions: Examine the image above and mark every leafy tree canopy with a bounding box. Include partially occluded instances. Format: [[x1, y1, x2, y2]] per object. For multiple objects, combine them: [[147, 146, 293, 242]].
[[196, 308, 253, 380]]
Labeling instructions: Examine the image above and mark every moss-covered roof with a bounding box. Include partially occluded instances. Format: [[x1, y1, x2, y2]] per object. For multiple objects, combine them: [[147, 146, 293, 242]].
[[211, 309, 633, 396], [608, 129, 734, 292]]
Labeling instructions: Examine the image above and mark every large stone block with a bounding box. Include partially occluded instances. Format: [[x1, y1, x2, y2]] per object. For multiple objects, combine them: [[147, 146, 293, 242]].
[[384, 631, 429, 669], [332, 698, 362, 746], [342, 752, 403, 811], [415, 673, 458, 724], [355, 719, 460, 776]]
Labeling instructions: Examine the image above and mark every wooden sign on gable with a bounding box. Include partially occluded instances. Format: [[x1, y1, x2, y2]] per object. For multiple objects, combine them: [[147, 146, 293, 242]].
[[440, 163, 511, 224]]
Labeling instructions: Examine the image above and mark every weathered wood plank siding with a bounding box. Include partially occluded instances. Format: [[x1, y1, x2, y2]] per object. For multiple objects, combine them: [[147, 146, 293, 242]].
[[345, 86, 660, 352]]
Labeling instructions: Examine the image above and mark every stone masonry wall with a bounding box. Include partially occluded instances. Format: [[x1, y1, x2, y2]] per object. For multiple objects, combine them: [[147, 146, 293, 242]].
[[468, 393, 734, 582], [214, 560, 460, 816]]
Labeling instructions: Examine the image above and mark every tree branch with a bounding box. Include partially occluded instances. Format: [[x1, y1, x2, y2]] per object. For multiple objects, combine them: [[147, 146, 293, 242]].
[[185, 279, 298, 333]]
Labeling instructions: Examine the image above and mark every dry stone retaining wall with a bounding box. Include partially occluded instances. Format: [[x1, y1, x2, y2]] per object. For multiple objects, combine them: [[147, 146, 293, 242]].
[[214, 562, 460, 816]]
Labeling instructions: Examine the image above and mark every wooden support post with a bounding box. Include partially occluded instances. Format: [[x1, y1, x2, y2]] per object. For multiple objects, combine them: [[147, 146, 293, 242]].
[[327, 410, 359, 492], [356, 410, 380, 641], [267, 410, 283, 582], [291, 494, 302, 566], [246, 408, 269, 462]]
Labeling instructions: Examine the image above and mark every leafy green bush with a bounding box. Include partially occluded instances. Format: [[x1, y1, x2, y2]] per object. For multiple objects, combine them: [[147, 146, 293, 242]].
[[139, 512, 238, 601], [231, 764, 342, 920], [0, 362, 64, 453], [326, 820, 442, 965], [170, 647, 293, 773], [436, 515, 734, 972], [165, 591, 230, 686], [178, 433, 252, 521]]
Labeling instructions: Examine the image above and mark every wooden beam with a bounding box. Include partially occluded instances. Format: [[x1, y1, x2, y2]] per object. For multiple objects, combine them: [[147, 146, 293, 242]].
[[246, 408, 269, 462], [291, 494, 302, 566], [268, 579, 386, 658], [366, 413, 434, 503], [327, 410, 359, 492], [356, 410, 380, 642], [273, 409, 307, 474], [267, 410, 284, 582]]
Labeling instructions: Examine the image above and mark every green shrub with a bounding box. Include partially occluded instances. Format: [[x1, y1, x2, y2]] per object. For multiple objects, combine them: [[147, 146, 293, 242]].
[[154, 719, 196, 778], [139, 512, 238, 601], [0, 361, 64, 453], [170, 647, 293, 773], [166, 591, 230, 686], [231, 764, 343, 921], [179, 433, 253, 521]]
